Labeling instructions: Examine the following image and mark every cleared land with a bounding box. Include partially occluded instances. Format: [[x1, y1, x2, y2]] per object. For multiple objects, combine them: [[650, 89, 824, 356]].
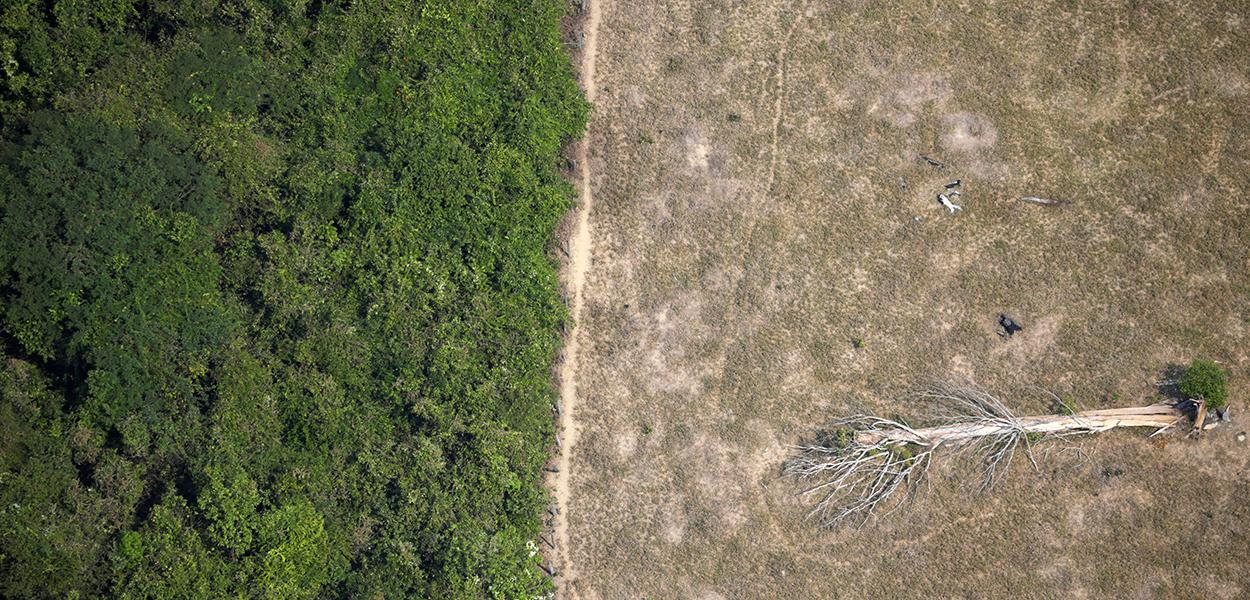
[[566, 0, 1250, 598]]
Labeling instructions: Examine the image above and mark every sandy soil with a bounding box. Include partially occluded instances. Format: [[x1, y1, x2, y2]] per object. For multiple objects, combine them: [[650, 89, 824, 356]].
[[553, 0, 601, 595]]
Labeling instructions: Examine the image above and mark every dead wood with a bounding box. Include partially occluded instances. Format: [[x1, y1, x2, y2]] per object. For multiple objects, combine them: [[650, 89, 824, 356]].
[[787, 383, 1194, 527], [1020, 196, 1070, 206], [855, 403, 1186, 446], [1191, 398, 1207, 437]]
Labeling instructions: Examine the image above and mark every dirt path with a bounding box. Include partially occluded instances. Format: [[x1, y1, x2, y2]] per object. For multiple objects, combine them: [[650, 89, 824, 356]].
[[554, 0, 600, 596]]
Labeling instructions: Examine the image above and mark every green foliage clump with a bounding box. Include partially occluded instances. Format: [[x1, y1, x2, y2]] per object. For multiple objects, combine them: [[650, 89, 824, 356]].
[[888, 443, 916, 461], [256, 500, 329, 600], [1180, 359, 1229, 409], [0, 0, 587, 597], [198, 464, 261, 556], [1054, 395, 1079, 416], [823, 427, 854, 449]]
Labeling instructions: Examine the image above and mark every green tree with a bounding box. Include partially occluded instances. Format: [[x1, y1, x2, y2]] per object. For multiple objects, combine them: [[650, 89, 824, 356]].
[[1180, 359, 1229, 410], [198, 462, 261, 556], [112, 496, 232, 599], [0, 111, 236, 426], [0, 0, 586, 596], [257, 500, 329, 600]]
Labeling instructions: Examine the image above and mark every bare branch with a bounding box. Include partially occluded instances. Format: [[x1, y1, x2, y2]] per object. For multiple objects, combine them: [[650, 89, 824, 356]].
[[1020, 196, 1070, 206]]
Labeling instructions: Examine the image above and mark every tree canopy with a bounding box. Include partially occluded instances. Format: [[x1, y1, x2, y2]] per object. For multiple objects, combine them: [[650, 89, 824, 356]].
[[0, 1, 586, 597]]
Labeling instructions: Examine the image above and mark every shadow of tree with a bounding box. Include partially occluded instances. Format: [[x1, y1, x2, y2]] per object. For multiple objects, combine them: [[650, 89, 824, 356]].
[[1157, 363, 1188, 402]]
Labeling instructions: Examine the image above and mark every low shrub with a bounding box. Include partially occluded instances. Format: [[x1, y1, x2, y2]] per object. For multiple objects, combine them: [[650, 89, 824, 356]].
[[1180, 359, 1229, 409]]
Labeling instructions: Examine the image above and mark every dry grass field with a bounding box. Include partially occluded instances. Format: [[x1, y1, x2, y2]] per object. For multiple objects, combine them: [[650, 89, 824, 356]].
[[563, 0, 1250, 597]]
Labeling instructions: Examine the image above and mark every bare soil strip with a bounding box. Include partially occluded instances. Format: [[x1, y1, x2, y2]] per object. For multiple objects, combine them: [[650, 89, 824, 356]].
[[555, 0, 600, 596]]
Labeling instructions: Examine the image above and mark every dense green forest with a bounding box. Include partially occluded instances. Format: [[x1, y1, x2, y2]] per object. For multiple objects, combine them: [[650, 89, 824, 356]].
[[0, 0, 586, 597]]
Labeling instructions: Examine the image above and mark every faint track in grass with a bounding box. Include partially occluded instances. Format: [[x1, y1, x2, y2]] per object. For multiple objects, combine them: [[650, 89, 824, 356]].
[[762, 4, 804, 199]]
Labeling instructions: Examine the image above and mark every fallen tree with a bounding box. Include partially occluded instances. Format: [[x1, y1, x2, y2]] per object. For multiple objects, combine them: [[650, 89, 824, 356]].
[[786, 383, 1200, 528]]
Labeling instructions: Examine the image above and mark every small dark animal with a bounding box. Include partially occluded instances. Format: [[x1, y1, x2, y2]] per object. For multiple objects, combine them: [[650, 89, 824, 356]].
[[944, 179, 962, 189], [920, 155, 945, 168], [998, 314, 1023, 337]]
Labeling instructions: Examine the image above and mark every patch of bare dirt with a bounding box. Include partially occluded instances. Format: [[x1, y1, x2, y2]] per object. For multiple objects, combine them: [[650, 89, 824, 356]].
[[552, 0, 601, 596], [941, 111, 999, 152]]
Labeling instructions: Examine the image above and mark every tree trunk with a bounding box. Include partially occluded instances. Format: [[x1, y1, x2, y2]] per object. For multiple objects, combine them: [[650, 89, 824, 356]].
[[856, 402, 1187, 446]]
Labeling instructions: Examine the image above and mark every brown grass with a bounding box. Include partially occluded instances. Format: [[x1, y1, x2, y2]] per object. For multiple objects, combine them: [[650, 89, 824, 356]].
[[565, 0, 1250, 597]]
